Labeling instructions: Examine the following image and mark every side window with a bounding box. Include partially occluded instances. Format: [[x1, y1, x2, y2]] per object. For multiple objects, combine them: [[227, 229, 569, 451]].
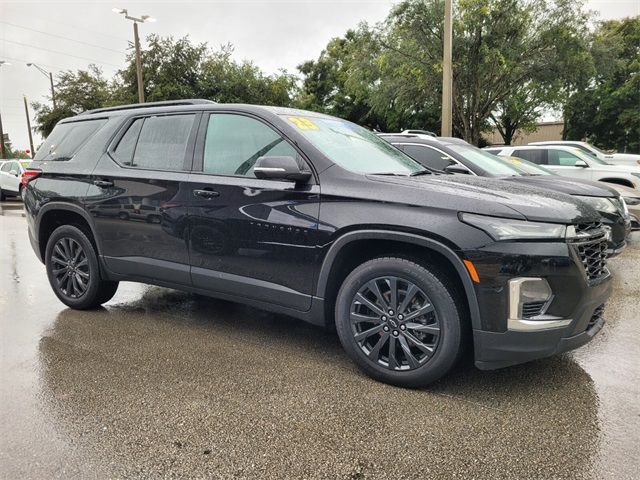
[[399, 144, 455, 171], [0, 162, 12, 172], [513, 149, 546, 165], [34, 119, 107, 161], [548, 149, 583, 166], [113, 118, 144, 165], [202, 114, 302, 177], [127, 114, 195, 170]]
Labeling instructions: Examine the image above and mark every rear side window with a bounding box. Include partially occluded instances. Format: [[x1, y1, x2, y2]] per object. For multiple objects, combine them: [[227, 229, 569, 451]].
[[113, 114, 196, 170], [0, 162, 12, 172], [398, 144, 455, 171], [513, 149, 546, 165], [34, 119, 107, 161]]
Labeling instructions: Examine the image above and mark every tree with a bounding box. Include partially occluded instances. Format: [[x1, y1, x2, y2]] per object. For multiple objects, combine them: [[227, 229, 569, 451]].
[[564, 17, 640, 152], [32, 65, 113, 137]]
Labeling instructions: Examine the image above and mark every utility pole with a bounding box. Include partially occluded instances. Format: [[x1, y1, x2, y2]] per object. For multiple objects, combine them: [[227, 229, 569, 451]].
[[441, 0, 453, 137], [113, 8, 156, 104], [23, 96, 35, 159], [27, 63, 57, 109], [0, 111, 6, 158], [133, 21, 144, 103]]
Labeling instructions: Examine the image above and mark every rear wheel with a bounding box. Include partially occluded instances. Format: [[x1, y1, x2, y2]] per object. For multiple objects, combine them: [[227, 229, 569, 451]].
[[0, 188, 5, 201], [45, 225, 119, 309], [335, 257, 463, 387]]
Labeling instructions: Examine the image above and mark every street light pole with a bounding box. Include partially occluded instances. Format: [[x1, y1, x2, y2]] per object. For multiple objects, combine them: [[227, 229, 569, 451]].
[[0, 61, 10, 158], [27, 63, 57, 109], [113, 8, 156, 104], [441, 0, 453, 137], [23, 96, 35, 159]]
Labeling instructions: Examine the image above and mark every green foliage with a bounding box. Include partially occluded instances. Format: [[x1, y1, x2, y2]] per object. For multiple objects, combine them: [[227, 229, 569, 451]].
[[32, 65, 112, 137], [565, 17, 640, 152]]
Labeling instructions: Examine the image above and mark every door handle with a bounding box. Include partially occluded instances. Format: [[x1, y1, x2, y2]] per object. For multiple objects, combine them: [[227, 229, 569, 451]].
[[193, 189, 220, 199], [93, 179, 113, 188]]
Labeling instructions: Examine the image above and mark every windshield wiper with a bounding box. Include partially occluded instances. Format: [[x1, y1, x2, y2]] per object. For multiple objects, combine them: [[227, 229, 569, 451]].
[[369, 172, 408, 176], [409, 169, 433, 176]]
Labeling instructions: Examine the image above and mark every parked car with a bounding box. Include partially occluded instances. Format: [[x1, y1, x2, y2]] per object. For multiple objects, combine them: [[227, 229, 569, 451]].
[[23, 100, 612, 387], [529, 141, 640, 167], [605, 183, 640, 231], [485, 145, 640, 191], [381, 135, 631, 255], [0, 159, 31, 200]]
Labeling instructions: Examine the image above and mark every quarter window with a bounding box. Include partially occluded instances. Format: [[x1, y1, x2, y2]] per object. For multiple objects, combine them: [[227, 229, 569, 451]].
[[0, 162, 12, 172], [202, 114, 302, 177], [34, 119, 107, 161]]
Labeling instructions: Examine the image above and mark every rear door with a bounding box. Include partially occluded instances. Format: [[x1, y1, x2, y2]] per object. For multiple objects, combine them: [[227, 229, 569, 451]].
[[187, 112, 320, 311], [87, 112, 201, 285]]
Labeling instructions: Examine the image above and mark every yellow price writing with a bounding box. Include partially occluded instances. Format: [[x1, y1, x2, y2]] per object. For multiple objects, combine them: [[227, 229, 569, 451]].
[[288, 117, 319, 130]]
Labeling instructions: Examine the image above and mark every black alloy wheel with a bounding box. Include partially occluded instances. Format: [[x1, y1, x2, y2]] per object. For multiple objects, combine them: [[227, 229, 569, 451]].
[[50, 237, 90, 299], [351, 276, 440, 370]]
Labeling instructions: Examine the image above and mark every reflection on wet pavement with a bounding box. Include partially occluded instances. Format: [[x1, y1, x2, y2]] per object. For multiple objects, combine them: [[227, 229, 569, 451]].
[[1, 206, 639, 479]]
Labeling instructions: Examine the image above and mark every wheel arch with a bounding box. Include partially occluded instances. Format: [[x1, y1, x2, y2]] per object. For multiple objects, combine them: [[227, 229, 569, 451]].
[[599, 177, 636, 188], [315, 230, 482, 330], [37, 202, 101, 261]]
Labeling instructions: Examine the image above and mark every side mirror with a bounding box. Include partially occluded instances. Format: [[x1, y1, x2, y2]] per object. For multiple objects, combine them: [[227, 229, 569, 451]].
[[574, 160, 588, 168], [10, 170, 19, 177], [254, 156, 312, 183], [444, 164, 472, 175]]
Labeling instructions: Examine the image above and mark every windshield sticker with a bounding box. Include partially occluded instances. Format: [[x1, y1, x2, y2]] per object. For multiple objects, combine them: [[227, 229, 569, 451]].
[[288, 117, 319, 130]]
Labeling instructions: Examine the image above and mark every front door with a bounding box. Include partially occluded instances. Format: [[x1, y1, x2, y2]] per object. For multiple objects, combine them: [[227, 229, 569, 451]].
[[87, 112, 200, 285], [187, 112, 320, 311]]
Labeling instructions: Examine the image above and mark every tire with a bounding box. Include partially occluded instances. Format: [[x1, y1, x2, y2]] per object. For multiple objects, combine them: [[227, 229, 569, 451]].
[[45, 225, 119, 309], [118, 212, 129, 220], [0, 188, 5, 201], [335, 257, 463, 388]]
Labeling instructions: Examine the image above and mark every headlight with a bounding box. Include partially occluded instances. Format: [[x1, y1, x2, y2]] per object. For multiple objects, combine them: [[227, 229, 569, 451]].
[[574, 195, 619, 214], [460, 213, 566, 240]]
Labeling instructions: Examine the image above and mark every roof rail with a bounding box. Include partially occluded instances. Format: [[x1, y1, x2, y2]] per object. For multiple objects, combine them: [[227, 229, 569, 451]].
[[79, 99, 216, 116]]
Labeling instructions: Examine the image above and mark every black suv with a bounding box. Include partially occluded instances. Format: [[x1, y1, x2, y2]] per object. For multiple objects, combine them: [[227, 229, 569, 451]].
[[23, 100, 612, 387]]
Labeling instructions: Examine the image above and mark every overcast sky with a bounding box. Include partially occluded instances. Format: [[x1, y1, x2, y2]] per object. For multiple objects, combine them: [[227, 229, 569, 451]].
[[1, 0, 638, 151]]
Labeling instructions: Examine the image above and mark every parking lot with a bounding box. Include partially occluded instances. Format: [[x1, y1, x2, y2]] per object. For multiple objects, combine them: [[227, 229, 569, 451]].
[[1, 197, 638, 479]]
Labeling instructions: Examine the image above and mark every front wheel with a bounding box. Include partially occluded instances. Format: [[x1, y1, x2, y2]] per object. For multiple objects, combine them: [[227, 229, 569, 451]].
[[45, 225, 119, 309], [335, 257, 463, 388]]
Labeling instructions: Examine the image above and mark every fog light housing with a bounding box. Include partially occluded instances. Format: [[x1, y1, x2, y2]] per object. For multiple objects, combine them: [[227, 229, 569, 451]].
[[507, 278, 572, 331]]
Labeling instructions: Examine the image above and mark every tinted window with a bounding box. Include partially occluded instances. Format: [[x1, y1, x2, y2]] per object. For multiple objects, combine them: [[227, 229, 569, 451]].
[[203, 114, 302, 177], [399, 144, 455, 171], [113, 118, 144, 165], [34, 119, 107, 161], [547, 149, 583, 166], [513, 149, 547, 165], [128, 115, 195, 170]]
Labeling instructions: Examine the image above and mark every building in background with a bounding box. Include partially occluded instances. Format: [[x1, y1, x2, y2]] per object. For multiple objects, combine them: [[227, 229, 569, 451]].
[[486, 121, 564, 146]]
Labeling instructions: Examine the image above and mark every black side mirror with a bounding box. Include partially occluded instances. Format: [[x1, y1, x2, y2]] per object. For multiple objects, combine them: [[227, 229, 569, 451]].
[[444, 164, 472, 175], [10, 170, 19, 177], [254, 156, 312, 183]]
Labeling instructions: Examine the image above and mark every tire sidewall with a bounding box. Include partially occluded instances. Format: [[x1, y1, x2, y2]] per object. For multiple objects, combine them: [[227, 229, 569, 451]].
[[45, 225, 103, 309], [335, 258, 462, 388]]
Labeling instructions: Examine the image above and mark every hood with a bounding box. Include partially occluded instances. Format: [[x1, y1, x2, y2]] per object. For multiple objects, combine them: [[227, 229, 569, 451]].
[[606, 182, 640, 199], [500, 175, 619, 197], [593, 163, 640, 174], [366, 174, 601, 224], [610, 153, 640, 161]]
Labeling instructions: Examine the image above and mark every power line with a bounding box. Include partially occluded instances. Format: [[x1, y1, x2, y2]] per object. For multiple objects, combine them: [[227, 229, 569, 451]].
[[0, 21, 127, 55], [8, 13, 130, 43], [2, 40, 122, 68]]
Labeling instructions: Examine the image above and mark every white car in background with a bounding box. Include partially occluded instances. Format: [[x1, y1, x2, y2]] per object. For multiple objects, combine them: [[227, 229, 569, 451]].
[[0, 160, 31, 200], [529, 141, 640, 167], [485, 145, 640, 191]]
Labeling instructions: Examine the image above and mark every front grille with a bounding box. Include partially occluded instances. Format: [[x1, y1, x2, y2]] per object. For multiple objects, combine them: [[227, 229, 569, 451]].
[[587, 304, 605, 330], [522, 301, 546, 318], [567, 222, 609, 282]]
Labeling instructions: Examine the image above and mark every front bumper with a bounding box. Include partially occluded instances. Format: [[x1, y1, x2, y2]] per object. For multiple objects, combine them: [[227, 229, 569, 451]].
[[464, 238, 613, 370]]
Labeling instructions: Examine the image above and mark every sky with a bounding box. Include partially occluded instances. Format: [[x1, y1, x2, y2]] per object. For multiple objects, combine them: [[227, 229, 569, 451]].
[[1, 0, 639, 152]]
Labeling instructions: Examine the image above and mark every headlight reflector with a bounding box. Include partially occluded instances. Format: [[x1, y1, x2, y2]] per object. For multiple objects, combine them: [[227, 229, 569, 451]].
[[460, 213, 566, 240], [574, 195, 620, 214]]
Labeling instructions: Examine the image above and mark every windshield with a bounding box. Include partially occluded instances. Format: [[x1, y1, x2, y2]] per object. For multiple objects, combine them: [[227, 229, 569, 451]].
[[447, 145, 522, 176], [281, 115, 423, 175], [503, 157, 555, 175]]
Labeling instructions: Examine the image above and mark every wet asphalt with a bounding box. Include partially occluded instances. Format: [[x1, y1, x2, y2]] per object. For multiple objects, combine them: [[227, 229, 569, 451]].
[[0, 198, 638, 479]]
